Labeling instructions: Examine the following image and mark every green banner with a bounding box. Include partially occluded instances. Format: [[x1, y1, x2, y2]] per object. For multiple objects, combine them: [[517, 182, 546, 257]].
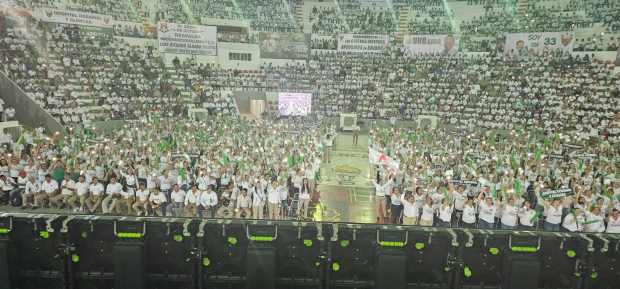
[[43, 21, 113, 38]]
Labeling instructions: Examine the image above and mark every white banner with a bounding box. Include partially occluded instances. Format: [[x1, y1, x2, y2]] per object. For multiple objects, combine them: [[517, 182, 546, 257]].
[[41, 8, 113, 28], [340, 114, 358, 131], [403, 34, 460, 57], [360, 0, 392, 7], [369, 147, 400, 171], [157, 22, 217, 55], [504, 32, 574, 58], [337, 34, 389, 53]]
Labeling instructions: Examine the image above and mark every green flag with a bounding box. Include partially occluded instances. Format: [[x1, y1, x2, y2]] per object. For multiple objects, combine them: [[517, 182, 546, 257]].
[[107, 162, 116, 175], [514, 182, 521, 197], [529, 211, 540, 224], [14, 131, 28, 153]]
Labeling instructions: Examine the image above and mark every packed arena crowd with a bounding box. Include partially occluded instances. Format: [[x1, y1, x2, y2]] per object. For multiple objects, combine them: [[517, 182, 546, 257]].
[[0, 0, 619, 235], [0, 111, 619, 232]]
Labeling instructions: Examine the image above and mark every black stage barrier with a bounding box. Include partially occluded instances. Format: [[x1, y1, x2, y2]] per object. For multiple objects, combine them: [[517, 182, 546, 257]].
[[0, 213, 618, 289]]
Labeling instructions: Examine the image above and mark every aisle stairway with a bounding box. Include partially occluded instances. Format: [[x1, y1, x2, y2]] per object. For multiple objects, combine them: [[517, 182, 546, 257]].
[[296, 3, 305, 32], [512, 0, 530, 25], [395, 6, 410, 43]]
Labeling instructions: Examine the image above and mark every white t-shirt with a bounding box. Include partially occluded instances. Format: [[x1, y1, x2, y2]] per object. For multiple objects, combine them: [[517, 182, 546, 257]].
[[89, 183, 104, 196], [136, 189, 150, 201], [501, 205, 518, 226], [606, 216, 620, 234], [478, 201, 497, 223], [61, 179, 76, 195], [562, 213, 584, 232], [439, 205, 453, 222], [170, 189, 186, 203], [462, 205, 476, 224], [420, 204, 434, 221], [546, 206, 563, 224], [149, 192, 167, 204], [519, 208, 537, 226]]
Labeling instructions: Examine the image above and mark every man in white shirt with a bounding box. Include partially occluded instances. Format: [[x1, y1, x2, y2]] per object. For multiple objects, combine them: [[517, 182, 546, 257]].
[[236, 188, 252, 219], [69, 175, 89, 212], [217, 187, 234, 218], [133, 183, 150, 216], [199, 186, 218, 218], [251, 183, 265, 219], [147, 188, 167, 216], [51, 174, 75, 208], [184, 184, 201, 217], [372, 178, 393, 223], [266, 181, 280, 220], [22, 176, 41, 209], [86, 177, 105, 214], [353, 125, 360, 145], [325, 135, 333, 163], [0, 129, 12, 152], [4, 105, 16, 121], [116, 186, 135, 215], [102, 177, 123, 215], [166, 184, 186, 217], [35, 174, 59, 209]]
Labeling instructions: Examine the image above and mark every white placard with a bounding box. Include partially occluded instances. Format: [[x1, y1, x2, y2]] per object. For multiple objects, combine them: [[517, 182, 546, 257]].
[[404, 34, 460, 57], [157, 22, 217, 55], [40, 8, 113, 27], [417, 115, 437, 130], [504, 32, 574, 57], [360, 0, 392, 7], [340, 114, 358, 131], [337, 34, 389, 53]]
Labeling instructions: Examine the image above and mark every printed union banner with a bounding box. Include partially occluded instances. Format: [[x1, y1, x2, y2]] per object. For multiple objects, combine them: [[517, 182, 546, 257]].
[[259, 32, 311, 59], [337, 34, 389, 53], [42, 22, 113, 38], [360, 0, 392, 7], [403, 34, 460, 57], [41, 8, 113, 28], [504, 32, 574, 57], [157, 22, 217, 55]]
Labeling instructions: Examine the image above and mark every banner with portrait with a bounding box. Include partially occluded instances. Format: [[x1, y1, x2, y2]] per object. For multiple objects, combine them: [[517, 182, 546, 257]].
[[157, 22, 217, 55], [504, 32, 574, 57], [616, 42, 620, 66], [259, 32, 311, 59], [337, 34, 389, 53], [403, 34, 460, 57]]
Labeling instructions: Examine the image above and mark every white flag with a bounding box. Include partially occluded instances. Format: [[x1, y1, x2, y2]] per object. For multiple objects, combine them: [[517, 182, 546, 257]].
[[368, 147, 400, 171]]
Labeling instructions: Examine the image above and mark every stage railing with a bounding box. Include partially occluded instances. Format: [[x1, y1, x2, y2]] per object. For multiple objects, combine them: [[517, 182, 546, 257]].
[[0, 213, 617, 289]]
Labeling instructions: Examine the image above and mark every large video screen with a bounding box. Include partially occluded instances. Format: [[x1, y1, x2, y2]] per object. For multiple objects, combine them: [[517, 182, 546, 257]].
[[278, 93, 312, 116]]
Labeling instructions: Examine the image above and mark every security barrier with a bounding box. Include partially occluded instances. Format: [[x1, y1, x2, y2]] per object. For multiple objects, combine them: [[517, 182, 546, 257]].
[[0, 213, 618, 289]]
